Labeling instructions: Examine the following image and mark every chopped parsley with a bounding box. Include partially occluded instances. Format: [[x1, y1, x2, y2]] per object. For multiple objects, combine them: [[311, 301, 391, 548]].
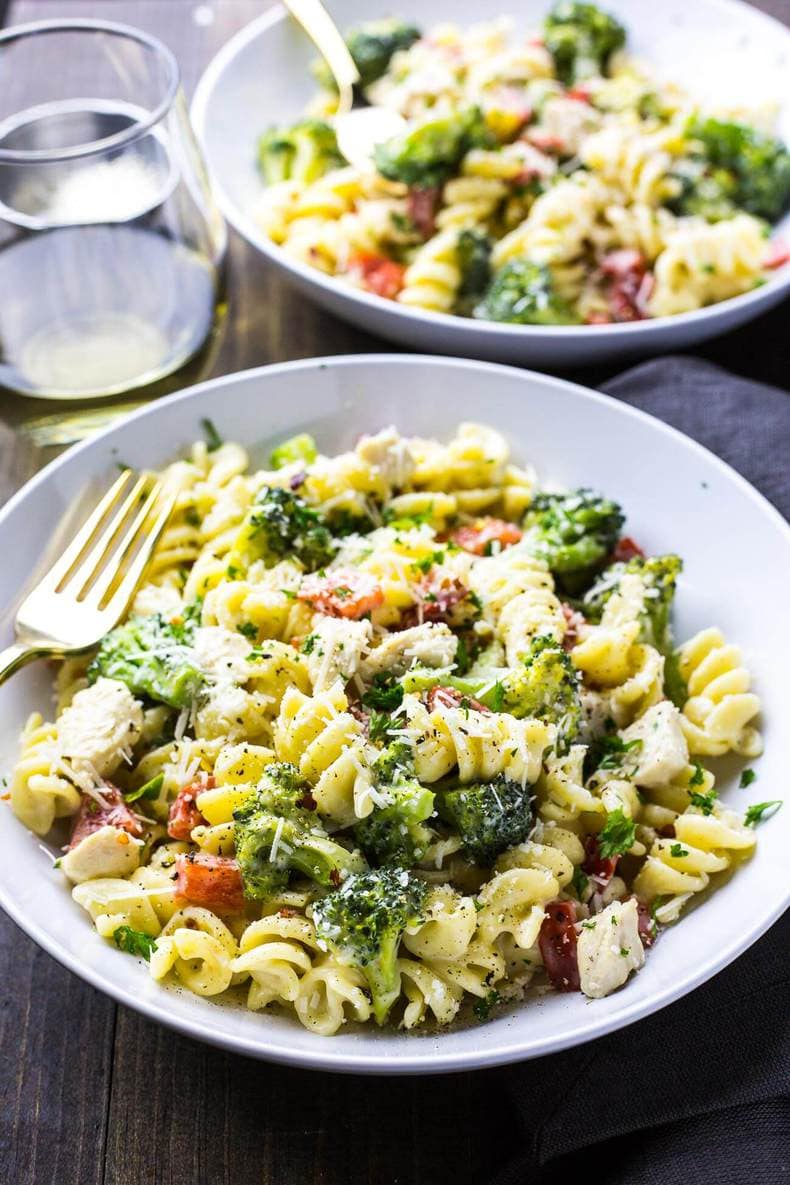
[[689, 789, 717, 816], [236, 621, 259, 640], [362, 671, 404, 712], [123, 773, 164, 804], [368, 710, 393, 743], [669, 843, 689, 858], [113, 926, 158, 960], [472, 989, 501, 1022], [571, 866, 589, 898], [739, 768, 757, 789], [689, 763, 705, 787], [301, 633, 319, 655], [200, 417, 223, 452], [744, 800, 782, 827], [596, 735, 643, 772], [597, 808, 636, 859]]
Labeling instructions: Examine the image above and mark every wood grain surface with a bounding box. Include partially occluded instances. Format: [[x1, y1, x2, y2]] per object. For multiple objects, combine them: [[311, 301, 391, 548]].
[[0, 3, 788, 1183]]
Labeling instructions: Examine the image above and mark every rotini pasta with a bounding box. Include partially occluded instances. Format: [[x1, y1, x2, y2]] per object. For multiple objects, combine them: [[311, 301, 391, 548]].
[[8, 418, 771, 1034], [252, 11, 787, 326]]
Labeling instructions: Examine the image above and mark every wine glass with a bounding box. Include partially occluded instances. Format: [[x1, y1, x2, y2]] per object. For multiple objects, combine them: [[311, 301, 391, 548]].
[[0, 18, 227, 403]]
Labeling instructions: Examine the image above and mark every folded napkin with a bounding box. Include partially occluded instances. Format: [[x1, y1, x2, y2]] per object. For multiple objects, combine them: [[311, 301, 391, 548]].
[[489, 356, 790, 1185]]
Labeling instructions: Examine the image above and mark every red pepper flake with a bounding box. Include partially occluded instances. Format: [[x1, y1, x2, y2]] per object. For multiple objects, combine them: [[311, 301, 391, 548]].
[[329, 868, 342, 888]]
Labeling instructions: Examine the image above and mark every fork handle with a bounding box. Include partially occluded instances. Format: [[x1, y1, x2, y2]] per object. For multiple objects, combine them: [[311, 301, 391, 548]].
[[0, 642, 39, 687]]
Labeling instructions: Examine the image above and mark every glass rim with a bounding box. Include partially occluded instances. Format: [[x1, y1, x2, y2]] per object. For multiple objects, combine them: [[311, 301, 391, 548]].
[[0, 18, 181, 164]]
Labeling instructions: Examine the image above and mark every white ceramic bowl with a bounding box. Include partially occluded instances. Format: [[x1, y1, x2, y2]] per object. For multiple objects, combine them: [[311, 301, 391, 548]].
[[191, 0, 790, 367], [1, 355, 788, 1073]]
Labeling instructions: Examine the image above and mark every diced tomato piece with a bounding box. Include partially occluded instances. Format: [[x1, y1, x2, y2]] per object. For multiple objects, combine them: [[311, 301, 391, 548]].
[[427, 685, 491, 714], [348, 253, 406, 300], [174, 852, 246, 914], [407, 185, 440, 239], [539, 900, 580, 992], [612, 536, 645, 563], [764, 240, 790, 269], [167, 777, 212, 841], [298, 568, 384, 619], [582, 835, 619, 895], [68, 784, 144, 848], [451, 517, 523, 556], [566, 85, 593, 103], [585, 310, 613, 325], [631, 895, 656, 947], [560, 602, 586, 651]]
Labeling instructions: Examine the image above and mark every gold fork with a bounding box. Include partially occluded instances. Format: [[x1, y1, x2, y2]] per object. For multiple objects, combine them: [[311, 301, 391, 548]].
[[0, 470, 176, 686]]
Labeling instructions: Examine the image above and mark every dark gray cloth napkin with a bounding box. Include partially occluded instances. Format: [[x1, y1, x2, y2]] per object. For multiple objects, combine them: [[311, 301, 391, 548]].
[[489, 356, 790, 1185]]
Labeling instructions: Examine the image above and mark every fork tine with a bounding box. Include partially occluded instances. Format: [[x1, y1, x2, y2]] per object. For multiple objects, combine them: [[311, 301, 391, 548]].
[[64, 474, 151, 599], [100, 488, 177, 618], [83, 479, 164, 606], [40, 470, 134, 592]]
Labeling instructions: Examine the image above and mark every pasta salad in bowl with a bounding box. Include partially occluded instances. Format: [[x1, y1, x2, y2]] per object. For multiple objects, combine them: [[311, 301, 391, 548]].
[[192, 0, 790, 364], [1, 356, 786, 1069]]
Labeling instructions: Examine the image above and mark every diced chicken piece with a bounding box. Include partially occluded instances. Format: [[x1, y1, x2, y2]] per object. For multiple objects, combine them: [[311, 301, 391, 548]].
[[360, 622, 458, 679], [61, 824, 143, 884], [131, 583, 184, 619], [58, 678, 143, 777], [621, 702, 689, 788], [307, 614, 373, 693], [577, 898, 645, 999], [355, 426, 416, 490], [192, 626, 252, 682]]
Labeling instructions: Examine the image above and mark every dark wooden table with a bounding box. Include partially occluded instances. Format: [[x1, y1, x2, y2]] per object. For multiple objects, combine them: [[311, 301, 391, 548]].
[[1, 3, 788, 1183]]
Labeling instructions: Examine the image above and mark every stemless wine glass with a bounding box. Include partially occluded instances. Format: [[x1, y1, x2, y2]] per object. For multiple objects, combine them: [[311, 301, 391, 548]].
[[0, 19, 227, 401]]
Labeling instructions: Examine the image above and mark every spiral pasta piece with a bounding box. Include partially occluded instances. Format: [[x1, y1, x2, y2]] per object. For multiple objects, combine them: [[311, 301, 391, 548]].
[[10, 714, 81, 836], [149, 906, 238, 996], [676, 628, 762, 757]]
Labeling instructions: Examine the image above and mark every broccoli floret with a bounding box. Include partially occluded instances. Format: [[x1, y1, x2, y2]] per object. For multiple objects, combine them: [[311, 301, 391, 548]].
[[582, 554, 687, 704], [354, 779, 435, 866], [374, 107, 492, 188], [543, 1, 626, 86], [437, 774, 534, 865], [234, 763, 365, 900], [313, 19, 421, 92], [670, 117, 790, 223], [583, 554, 682, 649], [372, 739, 415, 784], [88, 609, 202, 708], [522, 488, 624, 595], [312, 866, 427, 1024], [473, 260, 579, 325], [455, 228, 493, 314], [269, 433, 318, 470], [402, 636, 580, 746], [667, 157, 740, 223], [498, 636, 581, 742], [257, 119, 343, 186], [227, 486, 335, 574]]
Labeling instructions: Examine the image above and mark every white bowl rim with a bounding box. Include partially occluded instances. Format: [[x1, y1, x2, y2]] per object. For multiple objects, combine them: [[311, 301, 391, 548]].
[[1, 352, 788, 1074], [190, 0, 790, 346]]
